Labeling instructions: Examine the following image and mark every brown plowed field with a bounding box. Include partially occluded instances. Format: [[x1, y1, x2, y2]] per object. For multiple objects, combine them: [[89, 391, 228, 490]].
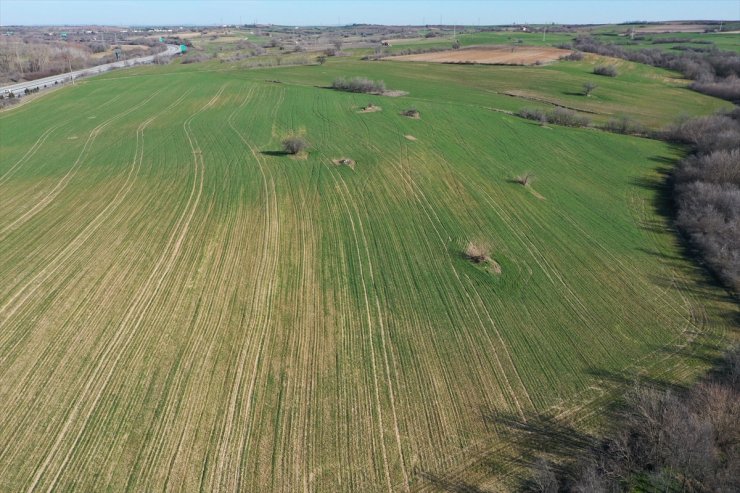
[[392, 45, 572, 65]]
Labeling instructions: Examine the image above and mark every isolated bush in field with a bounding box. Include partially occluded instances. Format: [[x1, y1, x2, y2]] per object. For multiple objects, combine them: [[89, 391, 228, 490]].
[[401, 108, 420, 118], [515, 172, 536, 186], [317, 55, 327, 65], [582, 81, 597, 96], [181, 52, 214, 64], [464, 241, 491, 264], [560, 51, 584, 61], [452, 40, 461, 50], [331, 77, 387, 94], [593, 64, 619, 77], [282, 135, 308, 155]]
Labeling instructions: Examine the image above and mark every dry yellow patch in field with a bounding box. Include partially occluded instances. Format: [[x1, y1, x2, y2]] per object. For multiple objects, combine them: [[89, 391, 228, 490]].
[[393, 46, 572, 65]]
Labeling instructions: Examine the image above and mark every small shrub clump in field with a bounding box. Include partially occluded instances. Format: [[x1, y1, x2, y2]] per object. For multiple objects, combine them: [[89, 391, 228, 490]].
[[464, 241, 491, 264], [331, 77, 386, 94], [518, 107, 591, 127], [560, 51, 584, 61], [401, 108, 420, 118], [582, 81, 597, 96], [282, 135, 308, 155], [181, 52, 215, 64], [514, 172, 536, 186], [593, 64, 619, 77]]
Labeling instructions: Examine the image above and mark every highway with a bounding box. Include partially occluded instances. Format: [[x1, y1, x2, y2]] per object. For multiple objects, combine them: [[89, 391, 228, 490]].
[[0, 44, 181, 96]]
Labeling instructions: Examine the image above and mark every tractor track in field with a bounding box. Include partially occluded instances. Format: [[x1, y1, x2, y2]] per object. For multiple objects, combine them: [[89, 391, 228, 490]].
[[357, 104, 530, 418], [0, 92, 157, 240], [381, 113, 534, 416], [0, 92, 125, 218], [201, 83, 283, 491], [408, 148, 714, 493], [0, 90, 192, 347], [310, 95, 410, 491], [0, 89, 194, 464], [0, 61, 731, 493], [312, 150, 397, 491], [23, 85, 225, 493], [122, 85, 235, 490], [0, 124, 64, 186]]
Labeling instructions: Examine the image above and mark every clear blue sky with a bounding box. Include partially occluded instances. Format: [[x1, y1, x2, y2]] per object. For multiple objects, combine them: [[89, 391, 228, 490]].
[[1, 1, 738, 26]]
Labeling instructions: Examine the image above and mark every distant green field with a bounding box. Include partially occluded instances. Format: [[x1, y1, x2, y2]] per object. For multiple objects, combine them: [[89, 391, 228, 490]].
[[377, 28, 740, 55], [590, 30, 740, 53], [0, 48, 735, 492]]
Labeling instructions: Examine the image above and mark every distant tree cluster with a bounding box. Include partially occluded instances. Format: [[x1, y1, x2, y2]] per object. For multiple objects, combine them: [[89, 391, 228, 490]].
[[666, 109, 740, 292], [524, 346, 740, 492], [0, 37, 160, 85], [564, 36, 740, 102], [331, 76, 386, 94]]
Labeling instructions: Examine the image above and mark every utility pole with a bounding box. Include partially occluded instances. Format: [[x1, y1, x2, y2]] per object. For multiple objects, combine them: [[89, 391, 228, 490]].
[[543, 25, 547, 42]]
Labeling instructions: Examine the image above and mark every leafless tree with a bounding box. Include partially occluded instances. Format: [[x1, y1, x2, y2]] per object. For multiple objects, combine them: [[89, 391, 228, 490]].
[[515, 172, 536, 186], [282, 135, 308, 155], [583, 81, 597, 96]]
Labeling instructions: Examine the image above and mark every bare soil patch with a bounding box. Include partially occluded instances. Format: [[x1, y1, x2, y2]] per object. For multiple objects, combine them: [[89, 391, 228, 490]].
[[382, 90, 409, 97], [404, 135, 417, 141], [393, 45, 572, 66], [358, 104, 382, 113], [332, 158, 356, 169], [488, 260, 502, 274]]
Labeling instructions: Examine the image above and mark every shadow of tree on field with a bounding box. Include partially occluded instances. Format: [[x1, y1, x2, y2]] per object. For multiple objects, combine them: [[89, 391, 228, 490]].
[[260, 150, 291, 157], [634, 154, 738, 303]]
